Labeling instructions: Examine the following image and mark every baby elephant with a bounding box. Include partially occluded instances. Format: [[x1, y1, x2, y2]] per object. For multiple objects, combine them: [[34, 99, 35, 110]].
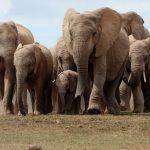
[[55, 70, 81, 114], [14, 43, 53, 115]]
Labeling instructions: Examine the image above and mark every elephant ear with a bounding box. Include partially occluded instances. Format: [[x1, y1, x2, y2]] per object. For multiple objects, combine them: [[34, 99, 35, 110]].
[[62, 8, 79, 52], [93, 7, 122, 57], [122, 12, 144, 40], [131, 18, 144, 40], [34, 44, 42, 74]]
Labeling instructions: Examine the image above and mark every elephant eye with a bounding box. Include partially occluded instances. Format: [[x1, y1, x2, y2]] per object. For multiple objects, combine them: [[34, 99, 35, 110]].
[[66, 84, 69, 90], [58, 56, 63, 64], [129, 56, 131, 62], [69, 30, 73, 37], [93, 32, 97, 37], [144, 56, 148, 62]]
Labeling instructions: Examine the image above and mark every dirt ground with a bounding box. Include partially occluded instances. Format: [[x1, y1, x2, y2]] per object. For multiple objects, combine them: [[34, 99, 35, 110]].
[[0, 112, 150, 150]]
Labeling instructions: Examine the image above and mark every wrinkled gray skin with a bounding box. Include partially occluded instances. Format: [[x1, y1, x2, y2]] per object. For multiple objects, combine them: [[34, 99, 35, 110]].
[[53, 37, 91, 113], [14, 43, 53, 115], [14, 24, 34, 114], [0, 21, 34, 114], [119, 23, 150, 112], [56, 37, 75, 75], [55, 70, 81, 114], [121, 38, 150, 112], [50, 38, 75, 113], [119, 12, 147, 113], [129, 27, 150, 45], [49, 46, 60, 113], [63, 7, 129, 114]]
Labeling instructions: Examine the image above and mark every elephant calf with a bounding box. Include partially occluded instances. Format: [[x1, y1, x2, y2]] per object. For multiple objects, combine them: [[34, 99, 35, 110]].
[[55, 70, 81, 114], [14, 43, 53, 115]]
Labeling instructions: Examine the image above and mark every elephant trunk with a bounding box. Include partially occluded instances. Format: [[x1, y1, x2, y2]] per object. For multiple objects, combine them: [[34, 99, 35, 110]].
[[74, 55, 89, 98], [132, 25, 144, 40], [71, 39, 91, 98], [125, 71, 141, 87], [124, 61, 146, 87], [16, 72, 26, 115]]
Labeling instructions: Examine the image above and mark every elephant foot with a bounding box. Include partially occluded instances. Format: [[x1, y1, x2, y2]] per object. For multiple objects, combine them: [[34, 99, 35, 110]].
[[144, 107, 150, 113], [120, 101, 130, 111], [133, 104, 144, 113], [3, 102, 14, 115], [133, 106, 144, 113], [87, 100, 101, 114], [4, 109, 14, 115], [18, 111, 26, 116], [34, 110, 41, 115], [107, 101, 120, 115], [120, 105, 128, 111], [144, 102, 150, 112]]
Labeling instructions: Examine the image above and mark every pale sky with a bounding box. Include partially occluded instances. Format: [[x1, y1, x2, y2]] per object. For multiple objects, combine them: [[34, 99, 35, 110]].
[[0, 0, 150, 48]]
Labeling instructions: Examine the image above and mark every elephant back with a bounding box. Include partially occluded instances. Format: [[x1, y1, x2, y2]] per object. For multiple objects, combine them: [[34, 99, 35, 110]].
[[16, 24, 34, 45], [35, 43, 53, 74]]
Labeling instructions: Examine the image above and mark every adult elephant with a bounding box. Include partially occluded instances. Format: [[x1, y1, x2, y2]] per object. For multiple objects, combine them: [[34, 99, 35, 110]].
[[56, 37, 76, 75], [119, 26, 150, 112], [53, 37, 92, 113], [121, 11, 144, 39], [0, 21, 34, 114], [129, 27, 150, 45], [62, 7, 130, 114], [122, 38, 150, 112]]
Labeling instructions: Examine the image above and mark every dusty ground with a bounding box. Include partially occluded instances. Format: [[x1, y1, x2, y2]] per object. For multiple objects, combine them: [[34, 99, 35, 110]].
[[0, 112, 150, 150]]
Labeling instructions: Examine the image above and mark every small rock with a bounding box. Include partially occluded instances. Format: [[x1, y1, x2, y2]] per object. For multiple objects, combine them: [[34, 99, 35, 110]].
[[78, 124, 83, 128], [29, 144, 42, 150]]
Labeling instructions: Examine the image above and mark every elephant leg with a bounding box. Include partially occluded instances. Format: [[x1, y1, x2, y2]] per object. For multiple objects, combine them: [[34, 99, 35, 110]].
[[88, 56, 106, 114], [83, 76, 91, 114], [65, 93, 75, 114], [14, 88, 19, 114], [119, 81, 131, 111], [15, 86, 28, 115], [0, 72, 4, 100], [132, 84, 144, 113], [144, 95, 150, 112], [34, 86, 44, 115], [59, 93, 66, 113], [51, 86, 60, 114], [74, 96, 81, 114], [22, 87, 28, 114], [44, 85, 52, 114], [3, 68, 15, 114], [28, 88, 35, 113], [143, 70, 150, 112], [105, 79, 121, 115]]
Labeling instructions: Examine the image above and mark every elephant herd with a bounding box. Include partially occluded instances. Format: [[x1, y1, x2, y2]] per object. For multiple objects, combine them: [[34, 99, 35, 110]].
[[0, 7, 150, 116]]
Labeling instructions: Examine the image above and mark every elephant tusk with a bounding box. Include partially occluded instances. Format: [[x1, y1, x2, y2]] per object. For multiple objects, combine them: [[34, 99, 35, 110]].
[[128, 73, 132, 83], [143, 71, 146, 83]]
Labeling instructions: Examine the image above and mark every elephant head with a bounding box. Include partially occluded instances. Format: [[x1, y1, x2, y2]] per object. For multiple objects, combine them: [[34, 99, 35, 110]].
[[14, 43, 42, 115], [121, 11, 144, 40], [124, 38, 150, 87], [0, 21, 19, 50], [56, 37, 75, 74], [63, 7, 122, 98]]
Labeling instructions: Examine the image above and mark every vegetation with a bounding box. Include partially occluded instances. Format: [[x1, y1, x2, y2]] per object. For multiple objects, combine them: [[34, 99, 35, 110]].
[[0, 113, 150, 150]]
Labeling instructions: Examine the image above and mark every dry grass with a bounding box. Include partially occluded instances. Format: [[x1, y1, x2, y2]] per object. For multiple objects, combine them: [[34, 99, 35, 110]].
[[0, 113, 150, 150]]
